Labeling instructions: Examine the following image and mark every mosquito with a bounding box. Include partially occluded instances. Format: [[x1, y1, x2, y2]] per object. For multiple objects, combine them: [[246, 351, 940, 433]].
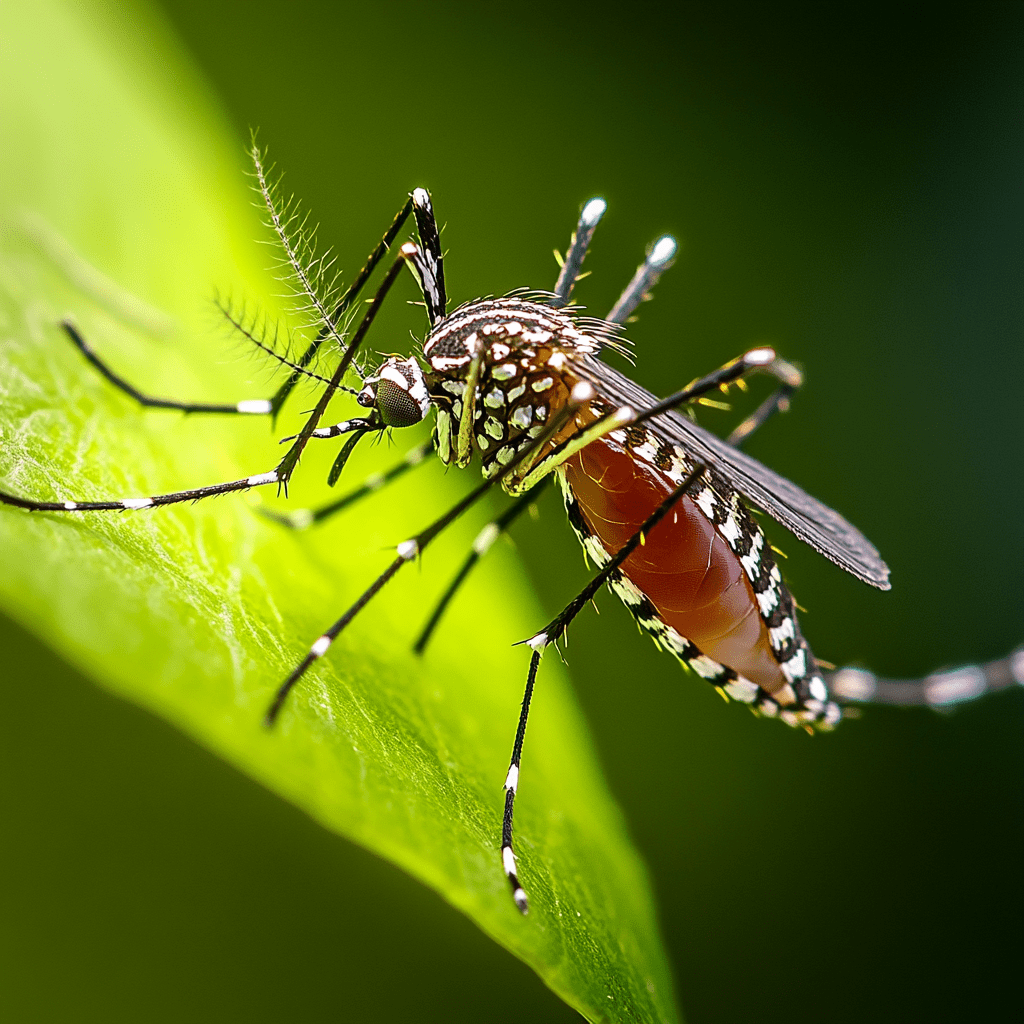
[[2, 147, 1019, 914]]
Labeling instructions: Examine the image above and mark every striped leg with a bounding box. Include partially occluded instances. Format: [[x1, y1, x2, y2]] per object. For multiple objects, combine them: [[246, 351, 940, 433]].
[[725, 357, 803, 447], [260, 441, 434, 530], [275, 242, 427, 486], [0, 468, 282, 513], [551, 198, 607, 306], [829, 647, 1024, 708], [413, 482, 547, 655], [61, 321, 277, 416], [501, 649, 540, 913], [2, 248, 423, 513], [263, 387, 596, 727], [605, 235, 678, 325], [512, 347, 781, 494], [269, 187, 447, 418], [501, 461, 706, 913]]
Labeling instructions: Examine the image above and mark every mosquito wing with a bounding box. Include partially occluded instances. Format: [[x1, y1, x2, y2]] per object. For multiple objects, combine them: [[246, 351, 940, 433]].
[[577, 355, 892, 590]]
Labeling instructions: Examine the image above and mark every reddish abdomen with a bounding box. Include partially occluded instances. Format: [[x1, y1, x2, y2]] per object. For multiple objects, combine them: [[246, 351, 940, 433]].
[[563, 437, 785, 693]]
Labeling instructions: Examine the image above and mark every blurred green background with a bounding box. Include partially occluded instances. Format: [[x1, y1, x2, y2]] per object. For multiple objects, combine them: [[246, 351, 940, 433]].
[[1, 2, 1021, 1022]]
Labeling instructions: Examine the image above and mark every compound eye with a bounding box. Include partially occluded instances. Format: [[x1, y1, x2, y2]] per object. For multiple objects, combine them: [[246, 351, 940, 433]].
[[368, 357, 429, 428], [377, 377, 423, 427]]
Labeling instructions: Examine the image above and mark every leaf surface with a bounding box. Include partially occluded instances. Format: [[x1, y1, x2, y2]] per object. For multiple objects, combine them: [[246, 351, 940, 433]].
[[0, 3, 679, 1021]]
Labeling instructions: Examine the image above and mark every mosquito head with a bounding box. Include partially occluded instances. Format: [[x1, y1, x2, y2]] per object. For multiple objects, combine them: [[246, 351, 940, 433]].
[[357, 356, 431, 428]]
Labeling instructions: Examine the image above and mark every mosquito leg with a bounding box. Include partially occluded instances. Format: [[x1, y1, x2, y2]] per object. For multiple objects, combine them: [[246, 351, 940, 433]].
[[264, 385, 597, 726], [268, 197, 411, 417], [280, 418, 376, 443], [551, 198, 607, 307], [455, 344, 484, 468], [275, 243, 423, 486], [270, 188, 446, 417], [501, 648, 540, 913], [413, 481, 548, 656], [501, 460, 707, 912], [0, 467, 283, 513], [829, 647, 1024, 708], [408, 189, 447, 325], [511, 348, 778, 494], [61, 321, 275, 416], [605, 236, 678, 325], [725, 357, 803, 448], [260, 441, 434, 531]]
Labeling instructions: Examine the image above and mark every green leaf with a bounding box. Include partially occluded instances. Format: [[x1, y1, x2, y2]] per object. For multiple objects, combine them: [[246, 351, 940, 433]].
[[0, 2, 679, 1021]]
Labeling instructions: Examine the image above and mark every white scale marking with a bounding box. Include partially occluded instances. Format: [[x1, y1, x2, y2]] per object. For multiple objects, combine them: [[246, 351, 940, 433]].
[[808, 677, 829, 702], [236, 399, 272, 414], [725, 678, 759, 703], [649, 235, 678, 266], [511, 405, 533, 430], [63, 501, 78, 510], [531, 376, 554, 392], [473, 523, 500, 555], [756, 586, 780, 616], [656, 624, 691, 656], [924, 666, 988, 706], [247, 472, 279, 487], [694, 488, 717, 520], [502, 846, 518, 876], [483, 388, 504, 409], [583, 535, 611, 567], [521, 328, 552, 344], [492, 363, 517, 381], [582, 197, 607, 226], [121, 497, 154, 509], [719, 514, 741, 545], [740, 534, 764, 580], [1012, 648, 1024, 684], [609, 576, 644, 608], [780, 648, 807, 683], [830, 668, 877, 701], [310, 635, 331, 658], [397, 539, 419, 560], [689, 655, 724, 680], [504, 764, 519, 792], [769, 617, 796, 650]]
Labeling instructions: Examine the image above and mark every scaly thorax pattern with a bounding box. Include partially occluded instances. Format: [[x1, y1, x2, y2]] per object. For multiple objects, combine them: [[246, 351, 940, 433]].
[[420, 296, 834, 727]]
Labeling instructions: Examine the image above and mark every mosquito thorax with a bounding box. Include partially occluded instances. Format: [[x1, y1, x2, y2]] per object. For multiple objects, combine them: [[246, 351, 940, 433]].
[[357, 356, 431, 428], [421, 297, 606, 478]]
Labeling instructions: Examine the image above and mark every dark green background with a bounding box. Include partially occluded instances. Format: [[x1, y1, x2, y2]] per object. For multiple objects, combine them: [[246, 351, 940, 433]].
[[2, 2, 1021, 1021]]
